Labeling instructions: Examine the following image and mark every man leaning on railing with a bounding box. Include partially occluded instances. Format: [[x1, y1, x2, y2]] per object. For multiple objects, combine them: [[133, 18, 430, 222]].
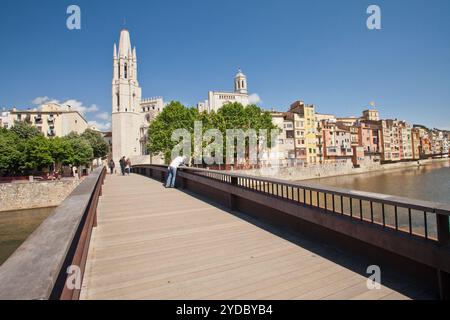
[[165, 156, 188, 188]]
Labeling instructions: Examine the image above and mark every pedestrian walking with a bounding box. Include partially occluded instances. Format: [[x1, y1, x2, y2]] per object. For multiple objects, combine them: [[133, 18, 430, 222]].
[[119, 156, 126, 176], [109, 159, 115, 174]]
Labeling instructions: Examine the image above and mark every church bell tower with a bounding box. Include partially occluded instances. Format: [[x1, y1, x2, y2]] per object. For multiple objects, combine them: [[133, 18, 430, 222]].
[[111, 29, 142, 165], [234, 68, 248, 94]]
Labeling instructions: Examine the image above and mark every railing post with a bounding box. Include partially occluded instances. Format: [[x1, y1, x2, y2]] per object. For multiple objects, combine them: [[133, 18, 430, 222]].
[[228, 176, 238, 210], [436, 210, 450, 300], [437, 270, 450, 300], [436, 211, 450, 246]]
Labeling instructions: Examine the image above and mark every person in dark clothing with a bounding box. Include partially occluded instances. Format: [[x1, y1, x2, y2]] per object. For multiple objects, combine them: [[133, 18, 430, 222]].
[[108, 159, 115, 174], [119, 156, 126, 176]]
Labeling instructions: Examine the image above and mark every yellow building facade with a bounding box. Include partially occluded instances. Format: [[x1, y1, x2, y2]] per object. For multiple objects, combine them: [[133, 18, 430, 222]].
[[8, 103, 88, 137], [289, 101, 317, 164]]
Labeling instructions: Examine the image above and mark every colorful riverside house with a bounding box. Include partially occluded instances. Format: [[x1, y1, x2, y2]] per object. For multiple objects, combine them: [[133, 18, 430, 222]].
[[430, 129, 449, 156], [335, 116, 359, 153], [315, 113, 336, 164], [357, 120, 383, 164], [270, 111, 296, 166], [336, 121, 359, 147], [411, 127, 421, 160], [413, 124, 432, 157], [319, 120, 353, 165], [288, 101, 317, 165], [430, 130, 442, 155], [290, 112, 307, 165], [443, 131, 450, 155], [398, 121, 413, 160], [289, 101, 318, 165], [381, 119, 402, 162]]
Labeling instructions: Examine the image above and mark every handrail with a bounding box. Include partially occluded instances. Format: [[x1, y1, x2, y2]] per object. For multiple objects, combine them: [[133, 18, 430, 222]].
[[182, 166, 450, 214], [134, 164, 450, 217], [133, 164, 450, 243], [0, 166, 106, 300]]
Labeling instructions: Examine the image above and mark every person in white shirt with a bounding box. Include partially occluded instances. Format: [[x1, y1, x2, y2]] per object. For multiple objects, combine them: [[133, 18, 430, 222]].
[[165, 155, 187, 188]]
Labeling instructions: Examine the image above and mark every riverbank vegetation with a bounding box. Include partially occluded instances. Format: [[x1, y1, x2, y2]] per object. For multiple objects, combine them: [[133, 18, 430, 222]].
[[0, 122, 109, 176]]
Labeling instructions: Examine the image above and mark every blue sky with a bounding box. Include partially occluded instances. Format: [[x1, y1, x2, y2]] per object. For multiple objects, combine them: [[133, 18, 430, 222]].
[[0, 0, 449, 130]]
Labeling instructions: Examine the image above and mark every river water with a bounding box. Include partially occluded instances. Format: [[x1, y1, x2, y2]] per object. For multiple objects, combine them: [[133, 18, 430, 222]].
[[304, 160, 450, 205], [0, 207, 55, 265]]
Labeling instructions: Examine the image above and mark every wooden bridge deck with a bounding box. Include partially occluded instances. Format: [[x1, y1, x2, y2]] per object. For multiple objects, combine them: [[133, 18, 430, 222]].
[[80, 173, 433, 300]]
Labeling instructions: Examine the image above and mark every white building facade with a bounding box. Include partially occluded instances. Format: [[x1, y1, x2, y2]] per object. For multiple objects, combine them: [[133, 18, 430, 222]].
[[111, 29, 165, 165], [0, 109, 11, 129], [197, 69, 250, 113]]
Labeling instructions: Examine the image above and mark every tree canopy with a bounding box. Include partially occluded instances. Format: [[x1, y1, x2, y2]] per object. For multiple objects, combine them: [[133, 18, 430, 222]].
[[0, 124, 104, 176], [64, 135, 94, 167], [10, 121, 42, 139], [81, 129, 110, 159], [0, 130, 23, 175], [147, 101, 199, 161], [147, 101, 277, 164]]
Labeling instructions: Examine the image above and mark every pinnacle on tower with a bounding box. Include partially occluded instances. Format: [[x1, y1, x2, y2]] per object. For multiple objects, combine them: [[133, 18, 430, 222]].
[[118, 29, 132, 57]]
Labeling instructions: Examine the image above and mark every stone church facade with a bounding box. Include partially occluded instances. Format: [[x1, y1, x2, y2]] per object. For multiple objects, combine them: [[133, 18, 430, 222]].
[[197, 69, 250, 113]]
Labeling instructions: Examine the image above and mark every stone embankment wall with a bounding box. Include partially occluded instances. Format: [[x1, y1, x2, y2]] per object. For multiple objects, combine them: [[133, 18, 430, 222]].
[[235, 158, 449, 181], [0, 179, 81, 212]]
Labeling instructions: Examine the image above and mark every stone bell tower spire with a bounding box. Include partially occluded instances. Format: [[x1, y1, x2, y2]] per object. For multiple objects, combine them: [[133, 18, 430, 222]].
[[112, 29, 141, 113], [111, 28, 142, 166]]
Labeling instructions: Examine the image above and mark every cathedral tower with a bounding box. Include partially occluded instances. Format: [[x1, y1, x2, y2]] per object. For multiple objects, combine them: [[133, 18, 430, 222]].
[[112, 29, 143, 165]]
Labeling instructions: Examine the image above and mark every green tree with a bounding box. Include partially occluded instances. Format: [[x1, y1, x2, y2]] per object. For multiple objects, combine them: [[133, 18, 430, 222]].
[[10, 121, 42, 139], [81, 129, 110, 159], [212, 103, 277, 164], [49, 137, 73, 170], [64, 136, 94, 167], [23, 135, 53, 172], [147, 101, 277, 165], [147, 101, 198, 162], [0, 130, 23, 176], [213, 103, 276, 133]]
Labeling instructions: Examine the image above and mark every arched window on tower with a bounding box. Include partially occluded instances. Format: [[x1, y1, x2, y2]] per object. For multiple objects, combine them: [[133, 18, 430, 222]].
[[117, 93, 120, 111], [242, 80, 244, 88], [124, 63, 128, 79]]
